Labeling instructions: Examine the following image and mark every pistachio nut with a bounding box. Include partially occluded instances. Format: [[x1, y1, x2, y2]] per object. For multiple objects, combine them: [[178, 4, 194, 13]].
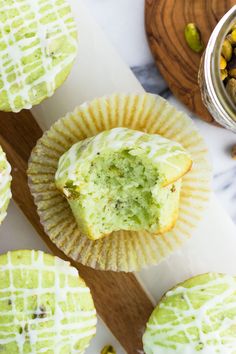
[[101, 345, 116, 354], [227, 29, 236, 45], [221, 69, 228, 81], [184, 23, 204, 53], [232, 23, 236, 31], [229, 68, 236, 78], [220, 55, 227, 70], [221, 39, 233, 61], [226, 78, 236, 104]]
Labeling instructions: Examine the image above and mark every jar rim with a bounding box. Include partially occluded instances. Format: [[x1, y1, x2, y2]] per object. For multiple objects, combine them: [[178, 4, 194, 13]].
[[204, 5, 236, 127]]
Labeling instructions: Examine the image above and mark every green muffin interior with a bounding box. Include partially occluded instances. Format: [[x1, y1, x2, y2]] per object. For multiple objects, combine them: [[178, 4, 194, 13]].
[[65, 150, 180, 239], [55, 128, 192, 240]]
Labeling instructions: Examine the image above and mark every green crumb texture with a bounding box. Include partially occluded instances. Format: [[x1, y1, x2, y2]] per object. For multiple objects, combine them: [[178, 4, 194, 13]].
[[0, 145, 12, 225], [0, 0, 78, 112], [143, 273, 236, 354], [0, 250, 97, 353], [55, 128, 192, 240]]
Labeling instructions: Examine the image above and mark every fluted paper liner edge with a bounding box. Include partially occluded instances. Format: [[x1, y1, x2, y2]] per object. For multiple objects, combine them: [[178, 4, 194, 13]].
[[28, 93, 211, 272]]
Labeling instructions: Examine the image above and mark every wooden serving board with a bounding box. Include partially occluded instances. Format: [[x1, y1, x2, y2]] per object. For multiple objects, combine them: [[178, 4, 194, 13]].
[[0, 110, 154, 354], [145, 0, 236, 123]]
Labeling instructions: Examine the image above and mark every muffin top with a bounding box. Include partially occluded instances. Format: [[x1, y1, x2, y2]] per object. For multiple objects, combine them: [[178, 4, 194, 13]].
[[55, 127, 192, 191], [143, 273, 236, 354], [0, 0, 77, 112], [0, 250, 97, 353], [0, 146, 11, 225], [55, 127, 191, 240]]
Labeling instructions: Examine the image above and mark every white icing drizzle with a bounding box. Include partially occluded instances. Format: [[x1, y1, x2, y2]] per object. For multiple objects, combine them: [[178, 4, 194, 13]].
[[55, 127, 191, 188], [0, 146, 12, 223], [0, 251, 97, 353], [0, 0, 77, 112], [143, 274, 236, 354]]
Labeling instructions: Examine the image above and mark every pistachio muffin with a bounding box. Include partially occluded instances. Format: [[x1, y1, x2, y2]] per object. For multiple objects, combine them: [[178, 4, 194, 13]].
[[0, 0, 77, 112], [28, 93, 210, 271], [0, 250, 97, 353], [0, 146, 12, 225], [143, 273, 236, 354], [55, 128, 192, 240]]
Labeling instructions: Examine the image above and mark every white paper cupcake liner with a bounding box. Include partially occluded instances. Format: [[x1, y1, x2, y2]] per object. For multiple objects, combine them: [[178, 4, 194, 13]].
[[0, 146, 12, 225], [28, 93, 211, 272]]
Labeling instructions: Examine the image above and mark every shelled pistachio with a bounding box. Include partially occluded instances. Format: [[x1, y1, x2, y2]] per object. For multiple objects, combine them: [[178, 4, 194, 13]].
[[227, 29, 236, 44], [229, 68, 236, 78], [220, 55, 227, 69], [184, 23, 204, 53], [226, 78, 236, 102], [221, 69, 228, 80], [222, 39, 233, 61], [220, 23, 236, 104], [101, 345, 116, 354]]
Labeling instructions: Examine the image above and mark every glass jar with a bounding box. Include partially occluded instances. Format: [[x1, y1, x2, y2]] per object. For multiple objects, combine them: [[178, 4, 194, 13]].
[[199, 5, 236, 133]]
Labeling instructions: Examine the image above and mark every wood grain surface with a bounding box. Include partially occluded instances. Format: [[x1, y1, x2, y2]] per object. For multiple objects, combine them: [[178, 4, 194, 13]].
[[145, 0, 236, 123], [0, 110, 154, 354]]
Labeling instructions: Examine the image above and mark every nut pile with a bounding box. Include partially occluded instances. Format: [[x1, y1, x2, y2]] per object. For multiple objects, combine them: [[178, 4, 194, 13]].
[[220, 24, 236, 104]]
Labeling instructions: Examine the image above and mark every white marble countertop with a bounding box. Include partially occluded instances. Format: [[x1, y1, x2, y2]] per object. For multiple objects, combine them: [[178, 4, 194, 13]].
[[86, 0, 236, 224]]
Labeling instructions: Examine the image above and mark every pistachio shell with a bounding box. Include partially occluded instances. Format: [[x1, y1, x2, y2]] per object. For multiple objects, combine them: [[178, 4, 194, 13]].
[[184, 23, 204, 53]]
